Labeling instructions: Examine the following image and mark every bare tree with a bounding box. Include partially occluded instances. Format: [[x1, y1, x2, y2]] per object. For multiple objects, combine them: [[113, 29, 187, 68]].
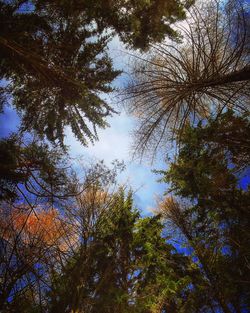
[[0, 203, 74, 311], [123, 0, 250, 158], [0, 158, 125, 312]]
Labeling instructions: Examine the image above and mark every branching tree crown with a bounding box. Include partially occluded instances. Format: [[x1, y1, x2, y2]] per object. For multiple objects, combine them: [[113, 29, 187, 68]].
[[124, 0, 250, 158]]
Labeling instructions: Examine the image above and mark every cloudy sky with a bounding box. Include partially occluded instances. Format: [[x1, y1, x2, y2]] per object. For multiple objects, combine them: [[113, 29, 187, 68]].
[[64, 36, 168, 214]]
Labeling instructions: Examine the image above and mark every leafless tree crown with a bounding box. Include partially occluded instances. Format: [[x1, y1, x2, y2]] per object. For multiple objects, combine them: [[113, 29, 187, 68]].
[[123, 0, 250, 158]]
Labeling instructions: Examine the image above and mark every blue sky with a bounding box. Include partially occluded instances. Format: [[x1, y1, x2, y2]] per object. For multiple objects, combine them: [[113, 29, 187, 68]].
[[64, 36, 168, 213], [0, 35, 168, 214], [1, 33, 249, 213], [64, 110, 167, 214]]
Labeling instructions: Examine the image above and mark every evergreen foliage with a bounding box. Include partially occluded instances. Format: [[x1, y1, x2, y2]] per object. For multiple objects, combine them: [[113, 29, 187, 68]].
[[158, 111, 250, 312], [0, 1, 249, 312], [49, 189, 192, 313], [0, 0, 190, 146], [0, 136, 71, 202]]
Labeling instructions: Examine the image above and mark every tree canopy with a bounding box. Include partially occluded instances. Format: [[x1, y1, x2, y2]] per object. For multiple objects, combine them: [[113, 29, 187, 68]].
[[0, 135, 72, 202], [0, 0, 192, 146], [1, 0, 250, 312], [1, 113, 250, 312], [158, 111, 250, 312], [1, 1, 120, 145]]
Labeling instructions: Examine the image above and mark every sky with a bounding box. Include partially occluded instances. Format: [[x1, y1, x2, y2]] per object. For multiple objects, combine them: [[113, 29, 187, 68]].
[[2, 23, 249, 214], [64, 35, 168, 214], [64, 110, 167, 214], [0, 35, 168, 215]]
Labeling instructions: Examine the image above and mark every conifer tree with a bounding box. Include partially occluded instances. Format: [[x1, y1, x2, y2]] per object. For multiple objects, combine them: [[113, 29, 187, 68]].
[[158, 111, 250, 312], [0, 0, 191, 146]]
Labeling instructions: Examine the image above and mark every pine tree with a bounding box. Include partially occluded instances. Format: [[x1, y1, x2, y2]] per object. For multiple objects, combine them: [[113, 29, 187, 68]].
[[50, 189, 191, 313], [158, 111, 250, 312], [0, 0, 191, 146]]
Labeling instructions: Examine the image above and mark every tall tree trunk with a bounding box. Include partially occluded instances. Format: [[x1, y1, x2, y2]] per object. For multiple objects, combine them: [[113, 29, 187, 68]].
[[219, 66, 250, 84], [204, 66, 250, 87]]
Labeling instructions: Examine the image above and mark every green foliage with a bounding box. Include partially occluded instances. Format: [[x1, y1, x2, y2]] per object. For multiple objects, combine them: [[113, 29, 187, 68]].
[[49, 189, 191, 313], [0, 0, 191, 146], [3, 111, 249, 312], [0, 158, 126, 312], [159, 111, 250, 312], [0, 136, 27, 200], [1, 1, 120, 146], [35, 0, 191, 50], [0, 135, 71, 202], [162, 110, 250, 198], [87, 0, 188, 50]]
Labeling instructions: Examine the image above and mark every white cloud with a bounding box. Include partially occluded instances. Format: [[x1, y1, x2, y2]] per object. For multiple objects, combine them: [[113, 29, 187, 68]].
[[65, 110, 133, 162], [64, 35, 169, 214], [65, 109, 167, 214]]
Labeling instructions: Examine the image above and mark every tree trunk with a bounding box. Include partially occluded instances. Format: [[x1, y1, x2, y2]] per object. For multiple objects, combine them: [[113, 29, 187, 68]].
[[219, 66, 250, 84], [205, 66, 250, 87]]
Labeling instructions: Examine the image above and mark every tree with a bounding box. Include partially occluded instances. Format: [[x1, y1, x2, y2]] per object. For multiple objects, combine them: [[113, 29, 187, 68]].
[[124, 0, 250, 157], [32, 0, 193, 50], [157, 111, 250, 312], [0, 135, 78, 312], [0, 1, 119, 146], [0, 135, 73, 202], [0, 0, 192, 146], [0, 134, 124, 205], [177, 110, 250, 172], [0, 158, 125, 312], [0, 205, 73, 312], [49, 189, 192, 313]]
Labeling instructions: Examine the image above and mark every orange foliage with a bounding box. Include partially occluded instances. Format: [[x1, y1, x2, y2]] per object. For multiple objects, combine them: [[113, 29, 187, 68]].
[[157, 196, 175, 213], [78, 187, 109, 208], [0, 206, 73, 251]]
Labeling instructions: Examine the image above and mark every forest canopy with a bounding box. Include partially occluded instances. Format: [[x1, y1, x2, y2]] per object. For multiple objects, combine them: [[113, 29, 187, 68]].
[[0, 0, 250, 312], [0, 0, 192, 146]]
